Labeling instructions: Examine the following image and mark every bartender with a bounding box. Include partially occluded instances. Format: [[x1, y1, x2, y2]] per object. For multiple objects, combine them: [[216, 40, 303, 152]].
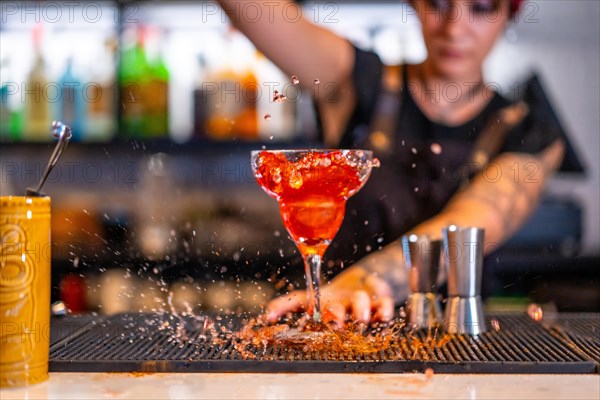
[[216, 0, 566, 327]]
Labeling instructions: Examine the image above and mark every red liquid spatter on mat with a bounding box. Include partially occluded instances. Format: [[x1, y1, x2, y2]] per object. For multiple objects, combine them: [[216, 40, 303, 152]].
[[254, 150, 364, 256], [232, 316, 452, 360]]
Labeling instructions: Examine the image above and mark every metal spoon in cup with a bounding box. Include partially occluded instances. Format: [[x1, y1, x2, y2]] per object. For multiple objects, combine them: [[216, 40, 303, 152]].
[[26, 121, 72, 197]]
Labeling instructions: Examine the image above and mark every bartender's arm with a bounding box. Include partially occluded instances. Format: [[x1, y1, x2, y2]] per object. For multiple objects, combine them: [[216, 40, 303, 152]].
[[266, 140, 565, 327]]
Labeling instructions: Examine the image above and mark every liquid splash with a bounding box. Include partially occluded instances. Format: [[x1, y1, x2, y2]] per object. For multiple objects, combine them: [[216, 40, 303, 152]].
[[491, 318, 501, 332], [527, 303, 543, 321], [273, 90, 287, 103], [231, 315, 451, 361], [430, 143, 442, 155]]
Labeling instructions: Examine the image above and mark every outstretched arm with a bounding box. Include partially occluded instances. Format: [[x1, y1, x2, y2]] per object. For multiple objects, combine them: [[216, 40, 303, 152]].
[[266, 139, 565, 326], [409, 139, 565, 249]]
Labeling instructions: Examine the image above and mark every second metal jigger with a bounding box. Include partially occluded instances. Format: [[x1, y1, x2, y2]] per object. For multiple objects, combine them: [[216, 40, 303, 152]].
[[442, 225, 487, 335], [402, 234, 442, 329]]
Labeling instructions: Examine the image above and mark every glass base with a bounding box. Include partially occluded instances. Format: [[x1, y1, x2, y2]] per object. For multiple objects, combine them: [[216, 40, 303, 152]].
[[274, 327, 328, 345]]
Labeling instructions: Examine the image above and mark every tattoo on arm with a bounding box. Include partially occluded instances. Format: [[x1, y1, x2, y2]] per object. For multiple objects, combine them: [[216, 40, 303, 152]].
[[361, 241, 409, 303], [458, 161, 540, 234]]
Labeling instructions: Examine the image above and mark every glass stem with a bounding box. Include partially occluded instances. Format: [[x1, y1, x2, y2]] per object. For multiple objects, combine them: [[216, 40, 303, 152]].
[[304, 253, 322, 323]]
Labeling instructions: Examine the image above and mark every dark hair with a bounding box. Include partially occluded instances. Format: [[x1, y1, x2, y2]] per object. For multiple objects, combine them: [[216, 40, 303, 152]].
[[510, 0, 525, 16]]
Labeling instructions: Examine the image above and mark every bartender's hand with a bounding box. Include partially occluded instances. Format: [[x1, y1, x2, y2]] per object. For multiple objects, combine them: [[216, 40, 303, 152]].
[[264, 266, 395, 328]]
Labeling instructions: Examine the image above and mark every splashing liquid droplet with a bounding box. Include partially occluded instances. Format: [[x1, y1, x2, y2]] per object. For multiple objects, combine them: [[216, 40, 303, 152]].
[[291, 75, 300, 85], [272, 90, 287, 103], [491, 318, 501, 331], [430, 143, 442, 155], [527, 303, 543, 321], [313, 79, 320, 85], [264, 114, 272, 120]]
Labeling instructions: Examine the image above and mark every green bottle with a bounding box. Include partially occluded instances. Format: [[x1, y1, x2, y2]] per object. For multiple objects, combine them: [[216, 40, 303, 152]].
[[0, 79, 11, 140], [119, 28, 149, 137]]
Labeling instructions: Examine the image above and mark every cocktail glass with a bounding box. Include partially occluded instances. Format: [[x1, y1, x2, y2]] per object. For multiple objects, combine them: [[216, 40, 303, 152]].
[[251, 149, 379, 323]]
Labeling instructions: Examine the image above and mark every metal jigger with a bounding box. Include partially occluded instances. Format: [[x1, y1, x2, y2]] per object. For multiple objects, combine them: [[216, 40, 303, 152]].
[[402, 234, 442, 329], [442, 226, 487, 335]]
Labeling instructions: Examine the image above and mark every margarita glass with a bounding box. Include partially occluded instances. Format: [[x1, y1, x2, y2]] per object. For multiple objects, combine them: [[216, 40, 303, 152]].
[[251, 149, 379, 323]]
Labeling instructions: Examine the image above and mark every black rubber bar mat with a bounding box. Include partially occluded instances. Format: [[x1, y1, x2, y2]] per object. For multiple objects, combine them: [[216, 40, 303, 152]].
[[49, 312, 599, 374]]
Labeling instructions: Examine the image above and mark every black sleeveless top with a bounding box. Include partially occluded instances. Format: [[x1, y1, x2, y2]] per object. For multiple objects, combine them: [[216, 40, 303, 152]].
[[324, 47, 566, 269]]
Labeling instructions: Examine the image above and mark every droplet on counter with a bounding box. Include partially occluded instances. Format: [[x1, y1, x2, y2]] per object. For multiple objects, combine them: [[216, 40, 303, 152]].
[[491, 318, 501, 332], [527, 303, 543, 321], [430, 142, 443, 155], [425, 367, 435, 379], [264, 114, 272, 120], [313, 79, 320, 85], [291, 75, 300, 85]]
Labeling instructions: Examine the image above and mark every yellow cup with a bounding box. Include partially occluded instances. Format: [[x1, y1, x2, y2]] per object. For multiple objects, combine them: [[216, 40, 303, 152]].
[[0, 196, 51, 388]]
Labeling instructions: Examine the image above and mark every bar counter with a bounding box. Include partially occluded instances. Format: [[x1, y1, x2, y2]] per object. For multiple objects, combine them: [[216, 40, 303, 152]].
[[1, 372, 599, 399]]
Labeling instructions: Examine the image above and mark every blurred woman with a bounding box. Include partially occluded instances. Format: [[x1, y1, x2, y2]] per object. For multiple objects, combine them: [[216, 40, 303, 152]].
[[216, 0, 565, 327]]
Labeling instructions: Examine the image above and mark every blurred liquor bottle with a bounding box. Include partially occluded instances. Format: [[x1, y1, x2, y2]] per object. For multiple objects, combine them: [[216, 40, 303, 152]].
[[0, 59, 24, 141], [192, 54, 208, 139], [86, 37, 118, 141], [0, 77, 9, 138], [119, 26, 169, 139], [137, 153, 174, 260], [143, 27, 169, 138], [119, 27, 149, 137], [24, 25, 50, 141], [205, 30, 258, 140], [56, 57, 85, 141]]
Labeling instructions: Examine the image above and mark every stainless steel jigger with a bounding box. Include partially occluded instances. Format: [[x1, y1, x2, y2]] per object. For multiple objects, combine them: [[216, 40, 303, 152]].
[[402, 234, 442, 329], [442, 226, 486, 335]]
